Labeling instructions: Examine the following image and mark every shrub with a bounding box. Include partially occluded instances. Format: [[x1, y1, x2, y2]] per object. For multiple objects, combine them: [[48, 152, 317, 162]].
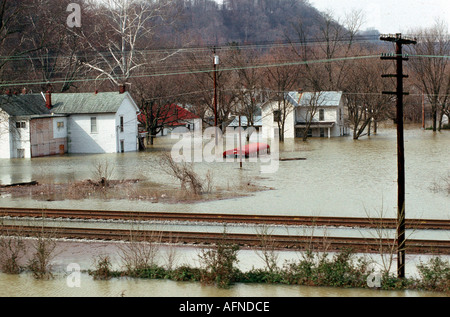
[[0, 235, 26, 274], [197, 240, 240, 288], [27, 231, 57, 280], [169, 266, 203, 282], [90, 255, 114, 280], [416, 257, 450, 292]]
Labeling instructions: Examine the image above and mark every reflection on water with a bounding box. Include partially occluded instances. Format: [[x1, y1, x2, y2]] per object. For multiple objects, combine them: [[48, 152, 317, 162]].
[[1, 273, 444, 297], [0, 238, 448, 297], [1, 125, 449, 297]]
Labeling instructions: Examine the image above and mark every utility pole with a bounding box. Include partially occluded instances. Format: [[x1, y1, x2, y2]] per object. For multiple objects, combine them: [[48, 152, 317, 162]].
[[422, 90, 425, 129], [239, 115, 243, 169], [380, 33, 417, 279], [213, 48, 219, 146]]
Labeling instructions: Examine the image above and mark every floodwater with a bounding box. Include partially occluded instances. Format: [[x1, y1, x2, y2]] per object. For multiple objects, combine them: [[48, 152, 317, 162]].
[[0, 124, 449, 297], [0, 124, 448, 219], [0, 240, 447, 297]]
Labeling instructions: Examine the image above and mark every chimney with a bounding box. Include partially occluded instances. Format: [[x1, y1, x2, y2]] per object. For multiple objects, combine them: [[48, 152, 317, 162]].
[[45, 91, 52, 109], [119, 84, 126, 94], [297, 88, 303, 103]]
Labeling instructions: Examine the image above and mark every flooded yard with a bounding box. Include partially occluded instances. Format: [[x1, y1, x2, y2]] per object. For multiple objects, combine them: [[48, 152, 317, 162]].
[[1, 124, 448, 220], [1, 124, 449, 297]]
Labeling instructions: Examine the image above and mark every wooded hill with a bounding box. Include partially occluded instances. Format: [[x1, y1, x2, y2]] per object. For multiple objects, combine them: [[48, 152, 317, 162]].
[[173, 0, 342, 45]]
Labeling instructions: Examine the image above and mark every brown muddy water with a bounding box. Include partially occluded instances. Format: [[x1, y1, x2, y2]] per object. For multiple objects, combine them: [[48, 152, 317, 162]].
[[0, 124, 449, 297]]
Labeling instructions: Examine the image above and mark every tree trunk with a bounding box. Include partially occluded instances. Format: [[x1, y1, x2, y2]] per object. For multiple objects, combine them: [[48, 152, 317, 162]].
[[432, 108, 437, 132]]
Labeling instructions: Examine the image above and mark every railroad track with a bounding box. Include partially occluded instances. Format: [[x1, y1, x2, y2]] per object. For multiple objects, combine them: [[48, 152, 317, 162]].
[[1, 225, 449, 255], [0, 207, 449, 230]]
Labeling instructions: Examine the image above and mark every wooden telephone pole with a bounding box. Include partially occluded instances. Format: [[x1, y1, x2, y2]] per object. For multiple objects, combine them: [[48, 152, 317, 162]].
[[213, 47, 220, 146], [380, 33, 416, 279]]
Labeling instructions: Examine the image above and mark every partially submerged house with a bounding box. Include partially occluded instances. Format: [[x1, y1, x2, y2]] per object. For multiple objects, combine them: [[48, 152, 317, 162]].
[[138, 103, 201, 137], [227, 115, 262, 131], [50, 91, 140, 154], [0, 90, 139, 158], [0, 92, 65, 159], [261, 91, 347, 139]]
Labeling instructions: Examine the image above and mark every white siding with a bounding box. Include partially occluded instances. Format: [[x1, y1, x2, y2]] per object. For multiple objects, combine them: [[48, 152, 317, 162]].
[[0, 111, 11, 158], [261, 101, 294, 139], [53, 117, 68, 139], [11, 119, 31, 158], [67, 114, 117, 153], [116, 98, 138, 152]]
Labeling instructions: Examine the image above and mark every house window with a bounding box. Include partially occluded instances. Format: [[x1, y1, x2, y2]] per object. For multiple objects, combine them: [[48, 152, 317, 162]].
[[120, 116, 124, 132], [57, 121, 64, 130], [319, 109, 325, 121], [16, 121, 26, 129], [273, 110, 281, 122], [90, 117, 97, 133]]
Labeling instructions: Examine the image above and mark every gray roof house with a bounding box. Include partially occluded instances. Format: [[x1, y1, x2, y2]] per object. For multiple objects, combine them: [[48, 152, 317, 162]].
[[0, 90, 140, 158], [261, 91, 348, 139]]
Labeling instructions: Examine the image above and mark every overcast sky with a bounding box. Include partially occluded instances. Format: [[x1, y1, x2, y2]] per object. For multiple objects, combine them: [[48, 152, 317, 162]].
[[308, 0, 449, 33]]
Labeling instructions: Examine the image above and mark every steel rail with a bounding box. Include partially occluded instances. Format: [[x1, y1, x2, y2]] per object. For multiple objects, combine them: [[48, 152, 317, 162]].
[[1, 225, 449, 255], [0, 207, 449, 230]]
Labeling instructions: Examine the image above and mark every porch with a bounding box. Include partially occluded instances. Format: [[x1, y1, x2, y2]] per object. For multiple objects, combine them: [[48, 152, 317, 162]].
[[295, 122, 335, 138]]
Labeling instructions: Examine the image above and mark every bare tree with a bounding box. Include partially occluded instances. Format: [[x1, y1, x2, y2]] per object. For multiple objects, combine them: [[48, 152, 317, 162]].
[[406, 21, 450, 131], [290, 9, 365, 91], [262, 48, 299, 142], [159, 152, 213, 196], [229, 46, 264, 127], [24, 0, 87, 92], [184, 48, 239, 129], [132, 73, 182, 145], [344, 52, 394, 139], [75, 0, 180, 89], [296, 91, 327, 141]]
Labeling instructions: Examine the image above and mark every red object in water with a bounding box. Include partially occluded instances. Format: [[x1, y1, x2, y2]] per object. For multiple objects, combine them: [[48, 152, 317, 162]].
[[223, 143, 270, 158]]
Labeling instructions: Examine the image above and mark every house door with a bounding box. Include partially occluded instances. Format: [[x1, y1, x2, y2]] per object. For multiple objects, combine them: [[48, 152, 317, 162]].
[[17, 149, 25, 158], [120, 140, 124, 153], [320, 128, 325, 137]]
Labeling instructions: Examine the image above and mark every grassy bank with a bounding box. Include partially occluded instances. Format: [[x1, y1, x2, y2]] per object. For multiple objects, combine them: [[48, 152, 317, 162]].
[[88, 243, 450, 293]]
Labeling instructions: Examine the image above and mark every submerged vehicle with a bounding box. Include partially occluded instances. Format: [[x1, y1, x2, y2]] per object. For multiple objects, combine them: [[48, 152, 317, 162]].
[[223, 143, 270, 158]]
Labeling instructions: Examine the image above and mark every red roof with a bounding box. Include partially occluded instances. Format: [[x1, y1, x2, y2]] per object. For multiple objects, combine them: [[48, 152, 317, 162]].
[[139, 104, 199, 126]]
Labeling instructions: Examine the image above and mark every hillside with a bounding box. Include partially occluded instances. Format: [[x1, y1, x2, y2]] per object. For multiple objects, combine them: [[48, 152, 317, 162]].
[[171, 0, 333, 45]]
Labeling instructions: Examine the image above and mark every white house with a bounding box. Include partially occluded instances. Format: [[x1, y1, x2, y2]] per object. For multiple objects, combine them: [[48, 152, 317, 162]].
[[227, 115, 262, 131], [0, 93, 53, 158], [261, 91, 347, 139], [50, 91, 140, 154], [0, 90, 140, 158]]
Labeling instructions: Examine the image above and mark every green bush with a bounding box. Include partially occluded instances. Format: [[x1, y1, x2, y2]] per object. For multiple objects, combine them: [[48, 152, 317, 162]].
[[198, 242, 240, 288], [128, 265, 168, 279], [169, 266, 202, 282], [279, 249, 372, 288], [89, 255, 113, 280], [416, 257, 450, 292]]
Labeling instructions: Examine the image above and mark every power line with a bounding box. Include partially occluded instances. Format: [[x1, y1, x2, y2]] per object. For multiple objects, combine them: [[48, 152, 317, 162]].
[[0, 52, 447, 89], [0, 54, 382, 88]]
